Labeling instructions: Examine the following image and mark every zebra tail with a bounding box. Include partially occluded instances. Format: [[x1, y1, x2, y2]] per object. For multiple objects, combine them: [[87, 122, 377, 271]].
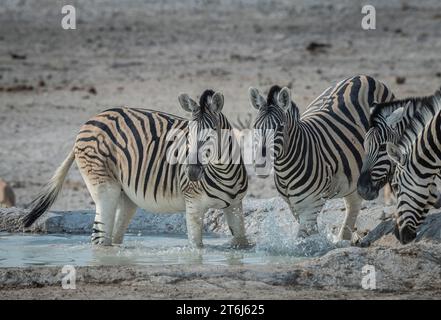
[[22, 149, 75, 228]]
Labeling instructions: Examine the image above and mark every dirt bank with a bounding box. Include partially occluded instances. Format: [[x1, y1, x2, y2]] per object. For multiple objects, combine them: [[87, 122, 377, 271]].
[[1, 241, 440, 299]]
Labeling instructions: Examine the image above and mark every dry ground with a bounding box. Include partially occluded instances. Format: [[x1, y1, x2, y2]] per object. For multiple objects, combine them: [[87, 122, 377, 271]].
[[1, 0, 441, 300], [1, 0, 441, 209]]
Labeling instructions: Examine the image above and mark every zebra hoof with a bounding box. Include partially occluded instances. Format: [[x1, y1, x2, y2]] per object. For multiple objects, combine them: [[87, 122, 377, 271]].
[[297, 229, 309, 239], [338, 226, 354, 242], [229, 237, 253, 249], [297, 226, 318, 239], [188, 241, 204, 249], [91, 235, 112, 246], [351, 231, 365, 246], [338, 229, 363, 246]]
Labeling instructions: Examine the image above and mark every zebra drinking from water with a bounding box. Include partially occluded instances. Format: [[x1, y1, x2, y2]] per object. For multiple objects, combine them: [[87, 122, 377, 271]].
[[358, 89, 441, 201], [22, 90, 249, 248], [386, 92, 441, 244], [248, 75, 394, 241]]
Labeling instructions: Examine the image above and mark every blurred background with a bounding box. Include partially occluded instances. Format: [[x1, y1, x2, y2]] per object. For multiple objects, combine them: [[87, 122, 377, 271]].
[[0, 0, 440, 209]]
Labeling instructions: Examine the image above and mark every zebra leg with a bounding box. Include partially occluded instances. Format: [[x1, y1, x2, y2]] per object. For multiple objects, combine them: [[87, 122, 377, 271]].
[[185, 203, 205, 248], [290, 201, 323, 239], [112, 192, 138, 245], [88, 182, 121, 246], [224, 201, 249, 248], [383, 183, 395, 206], [297, 209, 321, 238], [338, 191, 362, 241]]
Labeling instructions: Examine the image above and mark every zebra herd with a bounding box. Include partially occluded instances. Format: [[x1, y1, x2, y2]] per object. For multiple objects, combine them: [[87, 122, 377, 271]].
[[22, 75, 441, 247]]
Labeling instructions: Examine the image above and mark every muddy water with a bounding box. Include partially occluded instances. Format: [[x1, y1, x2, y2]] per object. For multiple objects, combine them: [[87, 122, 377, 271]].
[[0, 231, 343, 267]]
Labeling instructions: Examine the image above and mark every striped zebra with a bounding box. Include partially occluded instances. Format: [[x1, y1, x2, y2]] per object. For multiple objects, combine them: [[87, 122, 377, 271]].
[[22, 90, 249, 248], [248, 75, 394, 241], [358, 89, 441, 201], [385, 92, 441, 244]]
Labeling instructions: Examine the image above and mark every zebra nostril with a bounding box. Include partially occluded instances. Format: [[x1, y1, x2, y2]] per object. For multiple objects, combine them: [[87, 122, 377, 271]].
[[357, 172, 380, 200], [187, 164, 204, 181], [396, 224, 416, 244]]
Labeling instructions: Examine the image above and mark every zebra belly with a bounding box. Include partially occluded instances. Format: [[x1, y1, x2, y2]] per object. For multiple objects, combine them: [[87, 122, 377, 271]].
[[280, 174, 355, 211], [122, 186, 231, 213], [121, 185, 186, 213]]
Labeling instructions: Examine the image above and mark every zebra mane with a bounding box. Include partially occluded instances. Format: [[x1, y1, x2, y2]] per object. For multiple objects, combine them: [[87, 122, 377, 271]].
[[199, 89, 216, 112], [267, 85, 283, 106], [196, 88, 234, 130], [396, 89, 441, 152], [370, 94, 434, 124], [264, 84, 299, 121]]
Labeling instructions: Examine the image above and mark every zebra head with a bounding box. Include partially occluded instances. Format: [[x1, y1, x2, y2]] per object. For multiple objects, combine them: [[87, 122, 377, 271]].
[[358, 104, 407, 200], [387, 142, 441, 244], [248, 85, 299, 177], [178, 89, 224, 182]]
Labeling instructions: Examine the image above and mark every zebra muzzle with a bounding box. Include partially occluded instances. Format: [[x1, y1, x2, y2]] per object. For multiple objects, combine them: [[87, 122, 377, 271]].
[[394, 223, 416, 245], [356, 172, 379, 200], [187, 164, 204, 181]]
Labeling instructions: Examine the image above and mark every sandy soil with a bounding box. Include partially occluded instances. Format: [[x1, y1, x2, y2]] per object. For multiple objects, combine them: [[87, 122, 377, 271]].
[[1, 240, 441, 299], [1, 0, 441, 300], [2, 282, 440, 300], [1, 0, 441, 210]]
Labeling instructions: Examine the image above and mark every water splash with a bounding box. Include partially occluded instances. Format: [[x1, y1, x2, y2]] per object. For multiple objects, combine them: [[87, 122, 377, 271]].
[[255, 207, 347, 257]]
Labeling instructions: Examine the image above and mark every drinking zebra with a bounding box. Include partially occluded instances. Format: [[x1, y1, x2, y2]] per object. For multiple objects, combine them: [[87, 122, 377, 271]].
[[385, 92, 441, 244], [248, 75, 394, 241], [22, 90, 249, 248], [358, 89, 441, 201]]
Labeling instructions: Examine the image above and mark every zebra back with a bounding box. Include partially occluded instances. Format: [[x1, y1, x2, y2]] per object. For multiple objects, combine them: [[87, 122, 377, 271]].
[[252, 75, 393, 206]]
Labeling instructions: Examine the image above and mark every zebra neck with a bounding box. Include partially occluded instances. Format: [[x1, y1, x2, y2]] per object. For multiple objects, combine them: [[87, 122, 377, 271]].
[[278, 117, 303, 158], [409, 115, 441, 176], [274, 120, 321, 181]]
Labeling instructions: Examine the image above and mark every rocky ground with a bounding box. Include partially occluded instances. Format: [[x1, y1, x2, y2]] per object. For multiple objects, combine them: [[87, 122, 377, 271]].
[[1, 241, 440, 299], [1, 0, 441, 299], [1, 198, 441, 299]]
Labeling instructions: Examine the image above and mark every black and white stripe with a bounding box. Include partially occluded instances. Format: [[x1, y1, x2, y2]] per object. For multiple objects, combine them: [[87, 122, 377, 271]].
[[249, 75, 394, 240], [358, 89, 441, 200], [23, 90, 249, 248], [385, 91, 441, 244]]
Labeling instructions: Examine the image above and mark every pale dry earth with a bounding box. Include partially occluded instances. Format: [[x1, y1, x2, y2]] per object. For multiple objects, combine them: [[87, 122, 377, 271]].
[[1, 0, 441, 209], [1, 0, 441, 299], [1, 241, 440, 299], [1, 200, 441, 299]]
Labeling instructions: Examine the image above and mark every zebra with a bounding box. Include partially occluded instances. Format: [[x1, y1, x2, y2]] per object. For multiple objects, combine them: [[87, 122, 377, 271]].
[[385, 92, 441, 244], [248, 75, 394, 241], [22, 90, 249, 248], [357, 89, 441, 202]]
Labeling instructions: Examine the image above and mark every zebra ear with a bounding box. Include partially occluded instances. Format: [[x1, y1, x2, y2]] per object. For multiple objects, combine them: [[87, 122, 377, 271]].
[[178, 94, 199, 113], [249, 87, 266, 110], [386, 142, 405, 166], [209, 92, 224, 113], [386, 106, 406, 128], [277, 87, 291, 112]]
